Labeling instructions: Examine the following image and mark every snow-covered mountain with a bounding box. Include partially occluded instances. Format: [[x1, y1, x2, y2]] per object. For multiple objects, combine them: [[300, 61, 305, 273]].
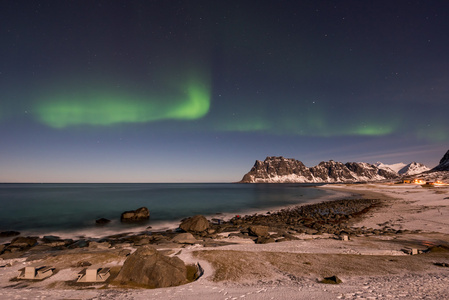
[[240, 156, 398, 183], [398, 162, 430, 176], [412, 150, 449, 182], [375, 162, 407, 173], [375, 162, 430, 176]]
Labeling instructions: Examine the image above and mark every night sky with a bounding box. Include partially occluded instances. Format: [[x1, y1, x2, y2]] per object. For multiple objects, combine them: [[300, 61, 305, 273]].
[[1, 1, 448, 183]]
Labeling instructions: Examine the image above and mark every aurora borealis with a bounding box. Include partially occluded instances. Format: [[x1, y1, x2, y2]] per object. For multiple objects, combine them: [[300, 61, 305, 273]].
[[35, 75, 211, 128], [1, 1, 448, 182]]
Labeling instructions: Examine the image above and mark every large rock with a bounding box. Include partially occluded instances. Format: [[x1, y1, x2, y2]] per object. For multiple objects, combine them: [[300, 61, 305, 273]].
[[172, 232, 197, 244], [96, 218, 111, 225], [9, 236, 38, 248], [121, 207, 150, 222], [320, 275, 343, 284], [0, 231, 20, 238], [114, 245, 187, 288], [248, 225, 269, 237], [179, 215, 209, 233]]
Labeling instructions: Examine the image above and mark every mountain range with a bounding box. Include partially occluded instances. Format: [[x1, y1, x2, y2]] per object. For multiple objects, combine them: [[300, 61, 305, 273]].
[[375, 162, 430, 176], [239, 149, 449, 183]]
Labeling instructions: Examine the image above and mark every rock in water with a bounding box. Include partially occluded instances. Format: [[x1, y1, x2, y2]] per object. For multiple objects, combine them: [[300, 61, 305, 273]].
[[120, 207, 150, 222], [179, 215, 209, 233], [114, 245, 187, 288], [96, 218, 111, 225]]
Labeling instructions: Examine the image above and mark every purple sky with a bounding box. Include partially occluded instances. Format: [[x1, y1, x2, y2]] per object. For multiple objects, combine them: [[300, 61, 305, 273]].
[[1, 1, 448, 182]]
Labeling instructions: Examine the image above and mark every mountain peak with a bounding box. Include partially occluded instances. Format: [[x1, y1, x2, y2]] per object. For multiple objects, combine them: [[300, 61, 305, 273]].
[[398, 162, 430, 176]]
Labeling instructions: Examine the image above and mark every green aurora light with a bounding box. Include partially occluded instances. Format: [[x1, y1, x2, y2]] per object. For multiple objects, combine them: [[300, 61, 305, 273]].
[[34, 79, 210, 128]]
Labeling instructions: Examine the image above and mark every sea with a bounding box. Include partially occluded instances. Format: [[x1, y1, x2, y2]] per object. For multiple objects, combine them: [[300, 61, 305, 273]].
[[0, 183, 348, 239]]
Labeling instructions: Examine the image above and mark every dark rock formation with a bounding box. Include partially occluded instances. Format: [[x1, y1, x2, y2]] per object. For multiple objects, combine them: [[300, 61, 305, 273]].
[[240, 156, 398, 183], [10, 236, 37, 248], [114, 245, 188, 288], [96, 218, 111, 225], [179, 215, 210, 233], [320, 275, 342, 284], [432, 150, 449, 171], [0, 231, 20, 238], [41, 235, 61, 243], [67, 239, 89, 249], [120, 207, 150, 222]]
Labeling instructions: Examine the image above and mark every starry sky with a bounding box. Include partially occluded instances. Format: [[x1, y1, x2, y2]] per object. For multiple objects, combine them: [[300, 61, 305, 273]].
[[1, 1, 448, 183]]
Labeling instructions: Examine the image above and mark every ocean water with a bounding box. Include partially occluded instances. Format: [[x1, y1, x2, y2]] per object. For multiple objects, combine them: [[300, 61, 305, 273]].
[[0, 183, 342, 238]]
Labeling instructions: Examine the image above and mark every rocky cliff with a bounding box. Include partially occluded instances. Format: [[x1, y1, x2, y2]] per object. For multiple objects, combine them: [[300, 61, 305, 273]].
[[432, 150, 449, 171], [240, 156, 398, 183]]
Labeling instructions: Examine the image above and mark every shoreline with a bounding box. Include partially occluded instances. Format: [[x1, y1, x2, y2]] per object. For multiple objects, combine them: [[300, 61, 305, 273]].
[[1, 183, 449, 299], [0, 185, 354, 241]]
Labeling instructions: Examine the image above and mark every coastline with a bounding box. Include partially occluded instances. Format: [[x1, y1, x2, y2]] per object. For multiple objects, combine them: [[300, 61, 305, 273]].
[[0, 184, 352, 241], [1, 183, 449, 299]]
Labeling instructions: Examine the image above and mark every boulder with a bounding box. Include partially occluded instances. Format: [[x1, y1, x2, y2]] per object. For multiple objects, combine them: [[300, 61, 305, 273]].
[[96, 218, 111, 225], [42, 235, 62, 243], [172, 232, 197, 244], [67, 239, 89, 249], [10, 236, 38, 248], [88, 241, 111, 249], [114, 245, 187, 288], [248, 225, 269, 237], [121, 207, 150, 222], [76, 261, 92, 267], [320, 275, 342, 284], [134, 238, 150, 246], [255, 236, 275, 244], [179, 215, 209, 233], [0, 231, 20, 238]]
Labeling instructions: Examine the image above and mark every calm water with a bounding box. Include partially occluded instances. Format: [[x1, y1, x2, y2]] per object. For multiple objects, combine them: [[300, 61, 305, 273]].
[[0, 183, 339, 238]]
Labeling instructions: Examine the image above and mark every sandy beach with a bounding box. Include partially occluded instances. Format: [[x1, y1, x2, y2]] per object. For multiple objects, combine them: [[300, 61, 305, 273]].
[[1, 183, 449, 299]]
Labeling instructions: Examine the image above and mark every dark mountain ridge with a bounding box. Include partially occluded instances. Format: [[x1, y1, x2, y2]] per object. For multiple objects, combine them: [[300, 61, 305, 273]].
[[240, 156, 398, 183]]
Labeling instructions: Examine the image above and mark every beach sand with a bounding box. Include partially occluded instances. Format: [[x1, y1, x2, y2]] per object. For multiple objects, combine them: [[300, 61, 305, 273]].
[[1, 183, 449, 299]]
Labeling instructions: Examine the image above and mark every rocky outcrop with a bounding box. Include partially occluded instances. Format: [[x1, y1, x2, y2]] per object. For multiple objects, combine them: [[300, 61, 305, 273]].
[[240, 156, 398, 183], [179, 215, 210, 233], [120, 207, 150, 222], [432, 150, 449, 171], [114, 245, 187, 288]]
